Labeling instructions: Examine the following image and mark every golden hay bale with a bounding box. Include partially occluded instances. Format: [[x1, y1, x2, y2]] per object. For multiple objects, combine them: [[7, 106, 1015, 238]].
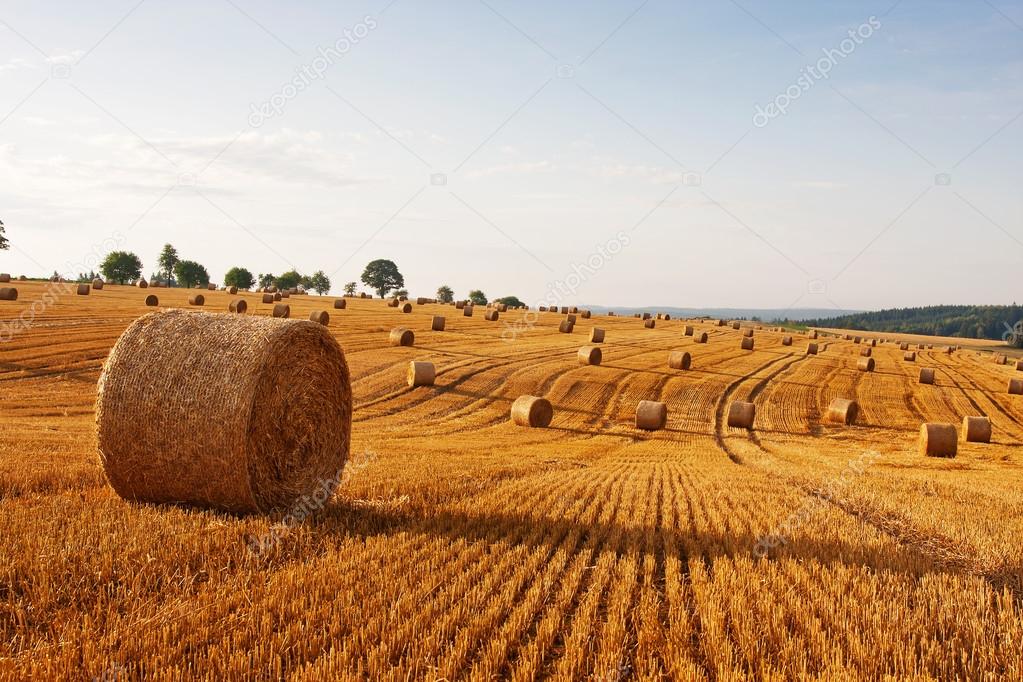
[[281, 292, 291, 299], [663, 314, 671, 321], [229, 299, 248, 314], [860, 347, 872, 357], [272, 304, 290, 318], [808, 330, 818, 339], [868, 339, 877, 347], [826, 398, 858, 425], [853, 337, 862, 344], [309, 310, 329, 326], [188, 295, 205, 306], [456, 301, 466, 309], [432, 316, 446, 331], [417, 297, 429, 306], [668, 351, 692, 370], [1016, 360, 1023, 371], [388, 298, 400, 308], [856, 357, 875, 372], [274, 293, 283, 302], [95, 310, 351, 513], [511, 395, 554, 428], [92, 278, 104, 290], [635, 400, 667, 431], [578, 346, 602, 366], [227, 286, 238, 295], [917, 343, 926, 351], [206, 283, 216, 291], [904, 351, 916, 361], [334, 299, 346, 310], [781, 336, 792, 346], [644, 319, 655, 329], [806, 343, 819, 355], [740, 337, 754, 351], [538, 306, 547, 312], [580, 310, 591, 319], [559, 320, 574, 334], [899, 342, 909, 351], [695, 332, 708, 343], [919, 423, 957, 458], [144, 295, 158, 307], [742, 328, 754, 338], [566, 314, 577, 324], [401, 303, 413, 314], [731, 321, 740, 330], [137, 279, 148, 289], [715, 320, 725, 327], [496, 303, 508, 313], [0, 273, 9, 283], [994, 354, 1007, 365], [589, 328, 605, 343], [561, 306, 570, 314], [407, 361, 435, 388], [463, 305, 474, 317], [484, 310, 499, 321], [1008, 378, 1023, 395], [919, 368, 935, 385], [77, 284, 90, 296], [389, 327, 414, 347], [262, 294, 274, 304], [962, 416, 991, 444], [0, 287, 17, 301], [683, 325, 694, 336], [642, 313, 652, 321], [727, 401, 755, 429]]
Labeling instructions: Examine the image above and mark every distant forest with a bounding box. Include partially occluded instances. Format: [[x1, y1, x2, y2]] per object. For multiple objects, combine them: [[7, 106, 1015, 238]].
[[794, 305, 1023, 344]]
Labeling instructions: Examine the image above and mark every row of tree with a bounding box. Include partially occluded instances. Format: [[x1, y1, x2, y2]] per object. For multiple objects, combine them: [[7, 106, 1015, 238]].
[[798, 305, 1023, 344]]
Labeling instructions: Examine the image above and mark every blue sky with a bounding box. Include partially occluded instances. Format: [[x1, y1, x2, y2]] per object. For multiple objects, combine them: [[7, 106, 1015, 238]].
[[1, 0, 1020, 310]]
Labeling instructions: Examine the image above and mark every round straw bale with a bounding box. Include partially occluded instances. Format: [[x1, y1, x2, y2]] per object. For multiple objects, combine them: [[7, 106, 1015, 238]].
[[272, 303, 290, 318], [262, 294, 274, 304], [206, 283, 215, 291], [566, 314, 577, 324], [731, 321, 740, 330], [485, 310, 499, 321], [432, 315, 446, 331], [389, 327, 414, 347], [77, 283, 90, 296], [137, 278, 148, 289], [95, 310, 351, 513], [407, 361, 435, 387], [961, 416, 991, 443], [644, 319, 656, 329], [635, 400, 667, 431], [309, 310, 329, 326], [742, 328, 753, 338], [1016, 360, 1023, 371], [1009, 378, 1023, 395], [868, 339, 877, 347], [559, 320, 574, 334], [281, 292, 291, 299], [580, 310, 591, 319], [561, 307, 570, 315], [455, 301, 465, 310], [0, 287, 17, 301], [727, 401, 755, 429], [388, 298, 399, 308], [994, 354, 1007, 365], [417, 297, 429, 306], [274, 293, 282, 302], [668, 351, 692, 370], [781, 336, 792, 346], [92, 278, 104, 290], [919, 368, 935, 384], [578, 346, 602, 366], [826, 398, 858, 425], [856, 357, 875, 372], [808, 330, 818, 339], [740, 337, 754, 351], [904, 351, 916, 361], [0, 273, 9, 283], [716, 320, 726, 326], [511, 395, 554, 428], [853, 337, 862, 344], [919, 423, 957, 458], [806, 343, 819, 355], [401, 303, 413, 314], [144, 295, 158, 307], [496, 303, 508, 313], [663, 314, 671, 321], [463, 305, 474, 317], [188, 294, 205, 306], [333, 299, 346, 310], [683, 325, 694, 336], [227, 286, 238, 295], [268, 286, 278, 293], [589, 328, 605, 343], [899, 343, 909, 351], [695, 332, 708, 343], [229, 299, 248, 314], [860, 347, 872, 357], [538, 306, 547, 312]]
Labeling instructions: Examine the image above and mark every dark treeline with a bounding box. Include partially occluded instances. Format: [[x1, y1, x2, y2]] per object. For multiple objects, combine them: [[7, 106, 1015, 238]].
[[796, 305, 1023, 343]]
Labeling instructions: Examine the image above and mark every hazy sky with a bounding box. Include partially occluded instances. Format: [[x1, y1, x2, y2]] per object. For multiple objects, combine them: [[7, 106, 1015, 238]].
[[1, 0, 1020, 311]]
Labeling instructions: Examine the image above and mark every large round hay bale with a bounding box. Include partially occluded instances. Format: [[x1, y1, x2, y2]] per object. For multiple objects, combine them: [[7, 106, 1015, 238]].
[[496, 303, 508, 313], [281, 292, 291, 299], [868, 339, 877, 347], [962, 416, 991, 443], [272, 304, 290, 318], [919, 368, 935, 385], [1009, 378, 1023, 395], [904, 351, 916, 361], [463, 305, 474, 317], [77, 283, 90, 296], [92, 278, 104, 290], [274, 293, 283, 302], [144, 295, 158, 307], [919, 423, 957, 458], [0, 287, 17, 301], [668, 351, 692, 370], [334, 299, 346, 310], [484, 310, 499, 321], [309, 310, 329, 326], [206, 283, 216, 291], [565, 314, 577, 325], [538, 306, 547, 312], [417, 297, 429, 306], [227, 286, 238, 295], [742, 328, 753, 338], [388, 298, 400, 308], [695, 332, 708, 343], [806, 343, 819, 355], [589, 328, 605, 343], [856, 357, 875, 372], [228, 299, 248, 314], [511, 395, 553, 428], [635, 400, 667, 431], [578, 346, 601, 366], [188, 294, 205, 306], [644, 319, 655, 329], [781, 336, 793, 346], [95, 310, 351, 513], [559, 320, 574, 334], [853, 337, 862, 344], [683, 325, 694, 336], [826, 398, 858, 425], [808, 330, 818, 339], [407, 361, 435, 387], [580, 310, 591, 319], [860, 347, 872, 357], [389, 328, 414, 347], [727, 401, 755, 429], [401, 303, 413, 314], [431, 316, 446, 331], [137, 279, 148, 289], [455, 301, 466, 310], [262, 294, 274, 304], [740, 337, 754, 351], [0, 274, 9, 283]]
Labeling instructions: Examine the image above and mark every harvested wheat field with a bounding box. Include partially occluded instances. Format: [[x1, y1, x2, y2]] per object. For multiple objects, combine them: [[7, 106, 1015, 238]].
[[1, 283, 1022, 680]]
